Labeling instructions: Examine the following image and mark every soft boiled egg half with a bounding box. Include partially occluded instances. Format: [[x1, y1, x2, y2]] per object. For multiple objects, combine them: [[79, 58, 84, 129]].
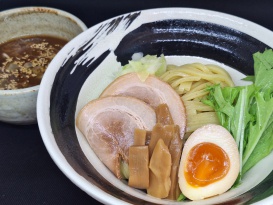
[[178, 124, 240, 200]]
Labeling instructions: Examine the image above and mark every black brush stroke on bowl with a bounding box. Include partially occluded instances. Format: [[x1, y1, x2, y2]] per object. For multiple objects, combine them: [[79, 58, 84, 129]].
[[49, 15, 272, 204], [115, 19, 267, 75]]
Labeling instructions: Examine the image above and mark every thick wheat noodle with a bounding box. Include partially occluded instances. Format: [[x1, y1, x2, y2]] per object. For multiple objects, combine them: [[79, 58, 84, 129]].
[[184, 101, 215, 112], [182, 89, 210, 101], [190, 80, 208, 89], [190, 81, 213, 92], [165, 64, 234, 87], [171, 76, 201, 88], [160, 63, 234, 135]]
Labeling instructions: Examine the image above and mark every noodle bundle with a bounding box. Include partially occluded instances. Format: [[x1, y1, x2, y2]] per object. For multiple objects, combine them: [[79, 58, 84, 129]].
[[160, 63, 234, 137]]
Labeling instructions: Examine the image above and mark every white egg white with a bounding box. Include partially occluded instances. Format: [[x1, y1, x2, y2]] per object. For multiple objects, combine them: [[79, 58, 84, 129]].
[[178, 124, 240, 201]]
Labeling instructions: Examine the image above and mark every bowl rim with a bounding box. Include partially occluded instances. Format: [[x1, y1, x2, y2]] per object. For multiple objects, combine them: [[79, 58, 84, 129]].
[[37, 7, 273, 205], [0, 6, 87, 30], [0, 6, 87, 94]]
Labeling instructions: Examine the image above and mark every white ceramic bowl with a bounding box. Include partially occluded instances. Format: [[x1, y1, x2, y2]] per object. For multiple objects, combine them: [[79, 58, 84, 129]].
[[0, 6, 87, 124], [37, 8, 273, 205]]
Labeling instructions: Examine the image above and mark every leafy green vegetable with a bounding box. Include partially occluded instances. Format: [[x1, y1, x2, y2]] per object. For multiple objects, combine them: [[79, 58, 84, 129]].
[[243, 121, 273, 174], [177, 193, 187, 201], [253, 49, 273, 91], [118, 54, 167, 81], [243, 92, 273, 165], [203, 49, 273, 179]]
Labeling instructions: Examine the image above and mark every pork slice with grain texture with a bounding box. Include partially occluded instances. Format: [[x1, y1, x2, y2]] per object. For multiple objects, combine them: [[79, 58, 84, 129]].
[[100, 72, 186, 139], [76, 96, 156, 179]]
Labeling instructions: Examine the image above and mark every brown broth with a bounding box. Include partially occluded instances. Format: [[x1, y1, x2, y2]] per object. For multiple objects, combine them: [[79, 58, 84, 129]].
[[0, 35, 68, 90]]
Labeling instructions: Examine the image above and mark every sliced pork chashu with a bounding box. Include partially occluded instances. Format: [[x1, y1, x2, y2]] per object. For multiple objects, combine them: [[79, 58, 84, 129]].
[[100, 72, 186, 139], [76, 96, 156, 179]]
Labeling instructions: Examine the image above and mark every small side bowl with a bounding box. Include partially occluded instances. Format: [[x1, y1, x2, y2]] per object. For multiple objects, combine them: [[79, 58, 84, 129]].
[[0, 7, 87, 125]]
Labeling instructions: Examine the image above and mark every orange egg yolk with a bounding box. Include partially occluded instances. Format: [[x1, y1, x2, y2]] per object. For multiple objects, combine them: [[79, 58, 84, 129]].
[[185, 142, 230, 187]]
